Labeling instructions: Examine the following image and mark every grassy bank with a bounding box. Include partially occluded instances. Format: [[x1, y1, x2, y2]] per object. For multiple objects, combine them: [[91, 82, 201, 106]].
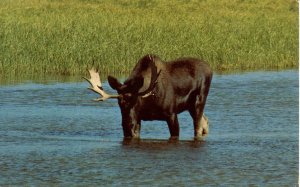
[[0, 0, 298, 76]]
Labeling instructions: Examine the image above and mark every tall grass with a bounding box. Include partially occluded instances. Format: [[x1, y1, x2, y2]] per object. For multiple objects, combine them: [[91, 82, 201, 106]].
[[0, 0, 298, 77]]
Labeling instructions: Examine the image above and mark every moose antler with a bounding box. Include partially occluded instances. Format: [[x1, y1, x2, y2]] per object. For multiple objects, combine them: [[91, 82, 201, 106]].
[[84, 68, 119, 101], [138, 60, 161, 98]]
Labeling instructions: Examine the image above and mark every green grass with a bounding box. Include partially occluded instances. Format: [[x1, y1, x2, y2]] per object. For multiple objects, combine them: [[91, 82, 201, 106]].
[[0, 0, 298, 77]]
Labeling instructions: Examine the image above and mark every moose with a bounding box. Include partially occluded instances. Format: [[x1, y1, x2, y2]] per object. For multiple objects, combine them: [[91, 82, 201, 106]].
[[84, 54, 212, 140]]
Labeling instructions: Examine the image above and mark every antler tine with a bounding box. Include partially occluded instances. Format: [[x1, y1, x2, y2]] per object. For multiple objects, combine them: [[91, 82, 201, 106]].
[[83, 68, 119, 101]]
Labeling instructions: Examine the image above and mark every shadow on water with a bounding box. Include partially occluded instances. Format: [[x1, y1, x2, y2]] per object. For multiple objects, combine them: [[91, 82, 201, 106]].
[[121, 138, 206, 149]]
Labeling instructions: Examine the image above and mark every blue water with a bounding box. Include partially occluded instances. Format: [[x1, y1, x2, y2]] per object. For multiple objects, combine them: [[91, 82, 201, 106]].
[[0, 70, 298, 186]]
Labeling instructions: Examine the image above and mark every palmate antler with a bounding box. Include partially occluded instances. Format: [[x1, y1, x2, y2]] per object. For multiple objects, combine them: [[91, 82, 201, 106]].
[[140, 70, 161, 98], [83, 68, 119, 101], [138, 57, 161, 98]]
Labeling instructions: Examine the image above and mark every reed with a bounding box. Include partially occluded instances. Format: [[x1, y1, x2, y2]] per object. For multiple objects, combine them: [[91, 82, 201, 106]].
[[0, 0, 298, 77]]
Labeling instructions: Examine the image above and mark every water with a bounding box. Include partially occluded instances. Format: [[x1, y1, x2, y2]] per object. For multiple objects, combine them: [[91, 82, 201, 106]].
[[0, 70, 298, 186]]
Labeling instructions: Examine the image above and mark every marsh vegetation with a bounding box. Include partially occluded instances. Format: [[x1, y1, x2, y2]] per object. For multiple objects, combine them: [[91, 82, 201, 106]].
[[0, 0, 298, 76]]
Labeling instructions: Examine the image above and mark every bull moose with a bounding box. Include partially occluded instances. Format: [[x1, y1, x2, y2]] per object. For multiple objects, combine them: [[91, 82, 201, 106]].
[[84, 54, 212, 140]]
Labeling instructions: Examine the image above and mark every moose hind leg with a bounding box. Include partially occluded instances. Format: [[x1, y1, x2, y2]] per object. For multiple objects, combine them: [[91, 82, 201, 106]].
[[189, 95, 208, 139], [167, 114, 180, 139], [200, 114, 209, 136]]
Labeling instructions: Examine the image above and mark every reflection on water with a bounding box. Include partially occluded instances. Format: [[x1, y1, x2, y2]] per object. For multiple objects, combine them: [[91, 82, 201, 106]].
[[0, 70, 298, 186]]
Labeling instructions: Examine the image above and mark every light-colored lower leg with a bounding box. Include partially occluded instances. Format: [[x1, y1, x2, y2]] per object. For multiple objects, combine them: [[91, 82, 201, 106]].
[[195, 114, 209, 140]]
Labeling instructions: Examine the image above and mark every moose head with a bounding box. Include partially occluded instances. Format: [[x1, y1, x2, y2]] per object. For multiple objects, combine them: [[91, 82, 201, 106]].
[[84, 56, 161, 138]]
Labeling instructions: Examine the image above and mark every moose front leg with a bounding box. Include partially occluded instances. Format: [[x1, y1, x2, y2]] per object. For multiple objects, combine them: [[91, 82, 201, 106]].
[[131, 123, 141, 138], [122, 122, 140, 138], [167, 114, 180, 139], [119, 106, 141, 138]]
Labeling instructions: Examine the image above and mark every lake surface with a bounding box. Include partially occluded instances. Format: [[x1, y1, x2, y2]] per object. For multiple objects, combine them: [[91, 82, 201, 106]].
[[0, 70, 298, 186]]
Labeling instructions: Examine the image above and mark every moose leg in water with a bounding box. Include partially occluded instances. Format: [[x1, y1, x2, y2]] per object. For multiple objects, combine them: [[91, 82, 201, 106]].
[[120, 108, 141, 138], [189, 79, 211, 139], [167, 114, 180, 139], [130, 109, 141, 138], [200, 114, 209, 136]]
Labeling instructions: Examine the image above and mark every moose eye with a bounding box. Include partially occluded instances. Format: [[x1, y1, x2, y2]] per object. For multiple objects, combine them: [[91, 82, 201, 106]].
[[124, 93, 133, 98], [119, 93, 134, 107]]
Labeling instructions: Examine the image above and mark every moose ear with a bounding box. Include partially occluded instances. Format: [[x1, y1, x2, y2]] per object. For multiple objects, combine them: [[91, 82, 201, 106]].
[[108, 75, 122, 90]]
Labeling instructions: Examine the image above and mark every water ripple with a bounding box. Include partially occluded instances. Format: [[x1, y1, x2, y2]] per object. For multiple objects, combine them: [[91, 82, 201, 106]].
[[0, 70, 298, 186]]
